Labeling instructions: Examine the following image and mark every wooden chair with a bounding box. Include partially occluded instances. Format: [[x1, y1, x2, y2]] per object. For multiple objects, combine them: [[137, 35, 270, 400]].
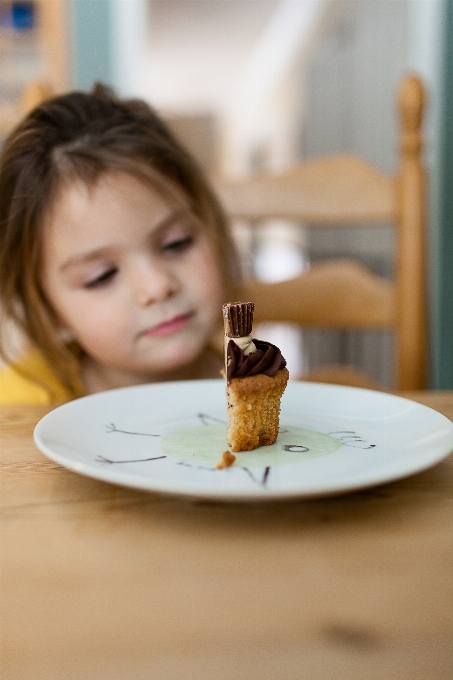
[[214, 74, 427, 391], [0, 80, 52, 139], [20, 80, 53, 115]]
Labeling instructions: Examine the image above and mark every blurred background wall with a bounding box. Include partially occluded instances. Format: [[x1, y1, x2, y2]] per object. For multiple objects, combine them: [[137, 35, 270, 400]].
[[0, 0, 451, 387]]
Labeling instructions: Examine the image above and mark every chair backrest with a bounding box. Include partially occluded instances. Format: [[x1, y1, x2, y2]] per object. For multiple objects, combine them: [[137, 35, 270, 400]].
[[214, 74, 427, 391], [0, 80, 53, 140], [20, 80, 53, 116]]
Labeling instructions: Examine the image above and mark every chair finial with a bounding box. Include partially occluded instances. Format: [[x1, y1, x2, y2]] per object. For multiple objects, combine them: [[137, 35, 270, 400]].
[[399, 74, 425, 155]]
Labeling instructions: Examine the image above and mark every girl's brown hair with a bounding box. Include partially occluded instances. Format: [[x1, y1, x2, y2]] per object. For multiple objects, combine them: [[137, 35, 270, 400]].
[[0, 83, 240, 397]]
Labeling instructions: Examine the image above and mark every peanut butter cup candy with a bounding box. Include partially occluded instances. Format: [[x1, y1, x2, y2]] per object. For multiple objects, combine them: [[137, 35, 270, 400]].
[[223, 301, 289, 452], [223, 301, 254, 337]]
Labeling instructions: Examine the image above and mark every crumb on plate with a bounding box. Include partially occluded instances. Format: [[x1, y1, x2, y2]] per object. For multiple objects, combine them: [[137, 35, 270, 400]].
[[216, 450, 236, 469]]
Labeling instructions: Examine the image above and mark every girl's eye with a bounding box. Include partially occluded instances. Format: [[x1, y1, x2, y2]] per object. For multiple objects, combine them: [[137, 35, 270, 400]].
[[162, 235, 194, 253], [84, 268, 117, 289]]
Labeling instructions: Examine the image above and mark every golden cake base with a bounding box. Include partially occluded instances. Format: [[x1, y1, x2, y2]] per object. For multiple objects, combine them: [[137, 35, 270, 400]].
[[226, 367, 289, 452]]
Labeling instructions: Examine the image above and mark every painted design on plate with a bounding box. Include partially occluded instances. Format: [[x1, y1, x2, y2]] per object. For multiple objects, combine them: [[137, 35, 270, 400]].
[[94, 413, 378, 488], [161, 423, 342, 468], [327, 430, 376, 449]]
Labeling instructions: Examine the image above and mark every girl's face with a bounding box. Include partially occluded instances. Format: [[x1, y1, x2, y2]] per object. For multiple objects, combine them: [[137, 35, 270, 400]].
[[41, 172, 224, 388]]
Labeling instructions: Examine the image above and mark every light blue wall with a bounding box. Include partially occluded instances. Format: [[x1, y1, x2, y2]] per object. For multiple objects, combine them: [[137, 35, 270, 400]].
[[433, 0, 453, 388], [72, 0, 114, 91], [70, 0, 149, 96]]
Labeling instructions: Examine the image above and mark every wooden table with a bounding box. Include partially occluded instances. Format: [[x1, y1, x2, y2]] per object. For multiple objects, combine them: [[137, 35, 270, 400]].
[[1, 392, 453, 680]]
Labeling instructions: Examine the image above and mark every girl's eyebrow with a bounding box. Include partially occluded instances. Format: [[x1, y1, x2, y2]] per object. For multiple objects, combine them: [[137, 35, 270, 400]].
[[60, 246, 113, 272], [59, 210, 185, 272]]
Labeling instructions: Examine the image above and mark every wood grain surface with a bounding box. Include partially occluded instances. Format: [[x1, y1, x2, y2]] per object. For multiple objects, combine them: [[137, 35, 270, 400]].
[[1, 393, 453, 680]]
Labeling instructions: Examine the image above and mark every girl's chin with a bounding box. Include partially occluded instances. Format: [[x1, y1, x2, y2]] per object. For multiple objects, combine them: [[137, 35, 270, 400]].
[[143, 345, 207, 376]]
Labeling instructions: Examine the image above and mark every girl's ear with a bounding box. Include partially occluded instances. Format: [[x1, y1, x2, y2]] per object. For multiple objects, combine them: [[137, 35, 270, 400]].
[[58, 328, 77, 343], [49, 309, 76, 342], [45, 301, 75, 342]]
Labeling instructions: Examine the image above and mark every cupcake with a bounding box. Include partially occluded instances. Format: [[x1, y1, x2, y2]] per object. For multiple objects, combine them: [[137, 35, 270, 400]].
[[223, 301, 289, 452]]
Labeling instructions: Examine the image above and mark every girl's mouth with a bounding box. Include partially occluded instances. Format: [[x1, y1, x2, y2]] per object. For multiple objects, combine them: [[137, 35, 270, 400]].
[[142, 312, 194, 338]]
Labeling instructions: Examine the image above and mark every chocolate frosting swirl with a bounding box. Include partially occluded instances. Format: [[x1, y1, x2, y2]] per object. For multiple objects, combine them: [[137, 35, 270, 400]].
[[226, 339, 286, 381]]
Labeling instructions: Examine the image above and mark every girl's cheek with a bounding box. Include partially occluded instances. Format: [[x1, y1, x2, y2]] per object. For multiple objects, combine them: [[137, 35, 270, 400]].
[[69, 298, 124, 335], [199, 251, 224, 300], [193, 242, 222, 281]]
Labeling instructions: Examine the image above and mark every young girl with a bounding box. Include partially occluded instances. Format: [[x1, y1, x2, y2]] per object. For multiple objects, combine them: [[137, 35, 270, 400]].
[[0, 84, 240, 403]]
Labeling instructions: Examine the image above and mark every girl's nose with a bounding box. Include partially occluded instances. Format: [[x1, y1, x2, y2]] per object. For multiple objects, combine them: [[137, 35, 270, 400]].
[[132, 260, 179, 307]]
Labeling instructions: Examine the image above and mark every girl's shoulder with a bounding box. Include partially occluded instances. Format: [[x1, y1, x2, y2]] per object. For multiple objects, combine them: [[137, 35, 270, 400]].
[[0, 348, 84, 405]]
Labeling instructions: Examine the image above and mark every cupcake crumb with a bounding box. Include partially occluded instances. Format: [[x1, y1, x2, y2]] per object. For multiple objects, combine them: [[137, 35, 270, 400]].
[[216, 450, 236, 469]]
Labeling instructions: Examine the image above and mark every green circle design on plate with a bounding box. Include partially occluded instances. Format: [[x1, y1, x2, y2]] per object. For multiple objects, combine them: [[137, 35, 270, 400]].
[[161, 424, 342, 469]]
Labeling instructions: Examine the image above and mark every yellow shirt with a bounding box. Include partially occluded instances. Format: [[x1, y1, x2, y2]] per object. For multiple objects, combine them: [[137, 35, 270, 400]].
[[0, 348, 85, 404]]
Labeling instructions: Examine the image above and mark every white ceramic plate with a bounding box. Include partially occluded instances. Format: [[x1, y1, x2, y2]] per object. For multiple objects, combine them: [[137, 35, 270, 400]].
[[34, 380, 453, 501]]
